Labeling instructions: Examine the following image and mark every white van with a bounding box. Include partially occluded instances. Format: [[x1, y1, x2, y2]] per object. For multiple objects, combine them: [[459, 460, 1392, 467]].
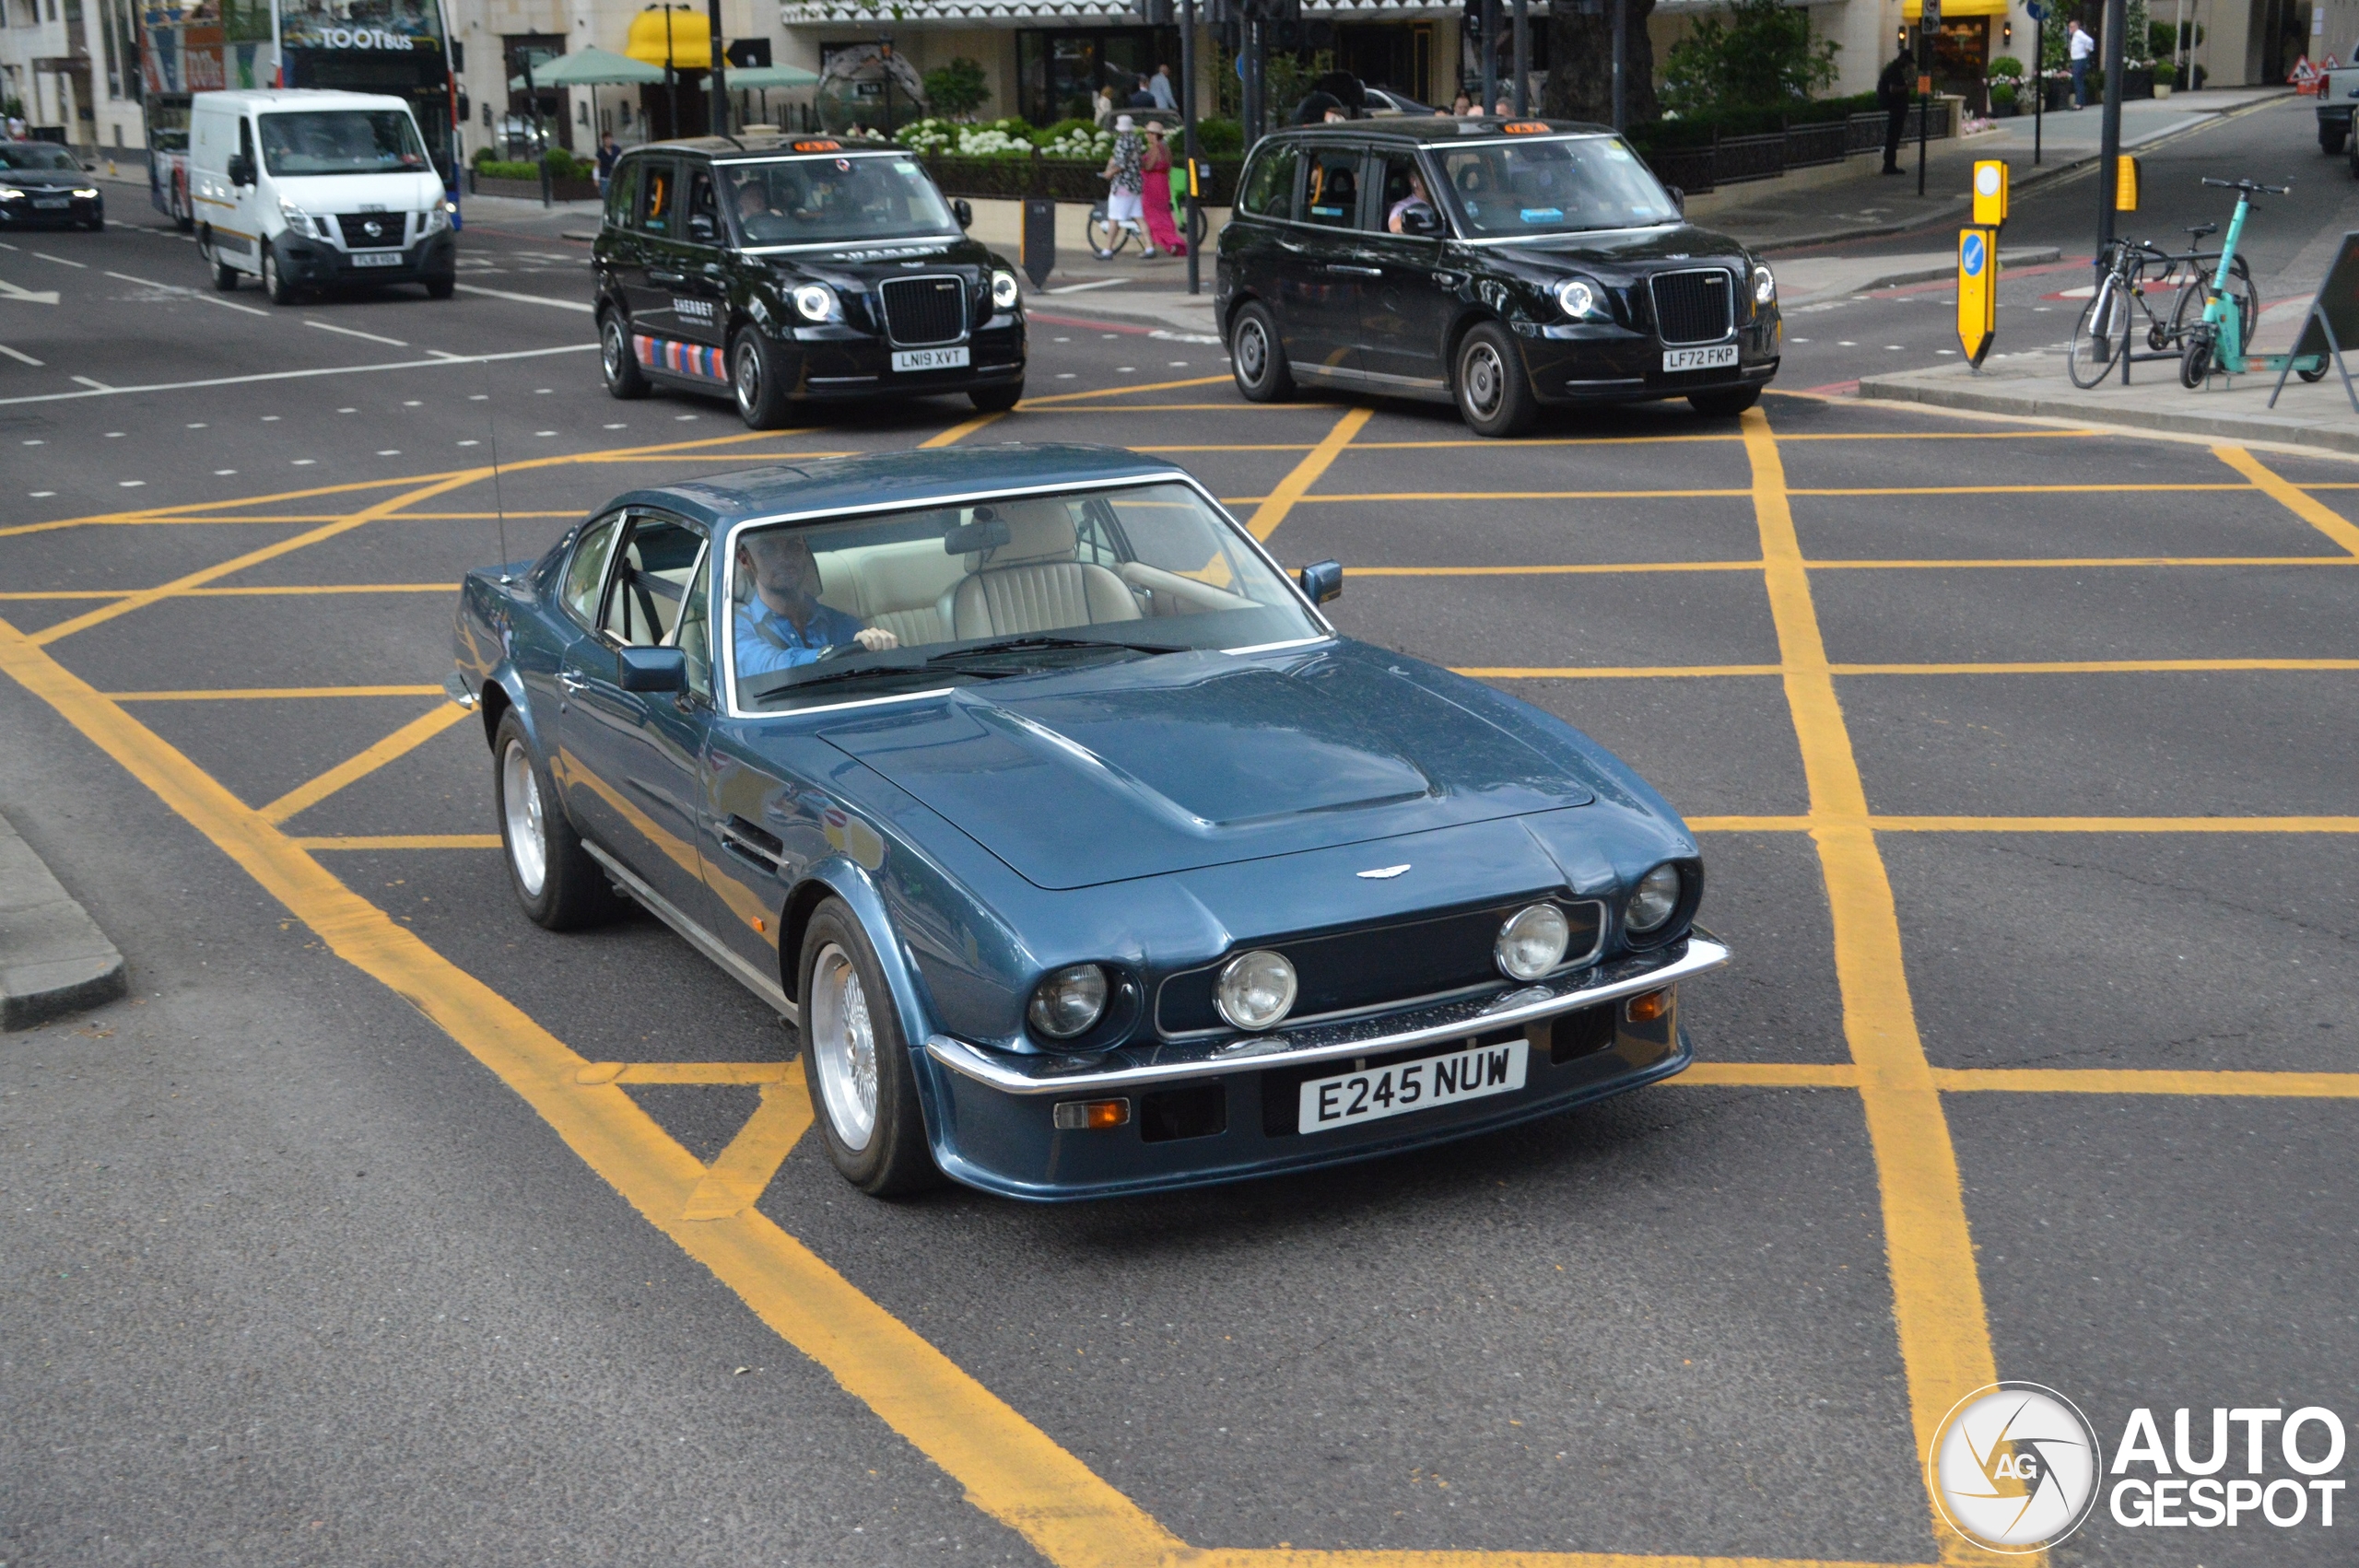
[[191, 88, 455, 304]]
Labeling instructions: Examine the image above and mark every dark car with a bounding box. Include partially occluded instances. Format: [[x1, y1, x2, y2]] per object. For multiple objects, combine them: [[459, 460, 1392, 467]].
[[0, 143, 104, 230], [446, 445, 1725, 1200], [1216, 118, 1780, 436], [593, 135, 1026, 428]]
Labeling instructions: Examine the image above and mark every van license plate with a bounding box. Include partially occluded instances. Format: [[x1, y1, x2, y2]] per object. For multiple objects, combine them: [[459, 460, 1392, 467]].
[[892, 345, 968, 372], [1297, 1038, 1528, 1135], [350, 252, 405, 268], [1663, 345, 1738, 371]]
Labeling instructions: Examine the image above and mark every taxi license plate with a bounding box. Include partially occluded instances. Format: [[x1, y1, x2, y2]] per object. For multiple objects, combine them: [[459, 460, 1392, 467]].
[[351, 252, 405, 268], [1663, 344, 1738, 372], [892, 345, 969, 372], [1297, 1038, 1528, 1135]]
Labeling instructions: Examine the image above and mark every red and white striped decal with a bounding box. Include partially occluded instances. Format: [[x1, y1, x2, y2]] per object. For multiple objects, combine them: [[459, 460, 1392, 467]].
[[632, 334, 728, 382]]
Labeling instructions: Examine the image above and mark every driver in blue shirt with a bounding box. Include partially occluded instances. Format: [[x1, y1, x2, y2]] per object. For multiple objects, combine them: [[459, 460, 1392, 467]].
[[734, 529, 899, 676]]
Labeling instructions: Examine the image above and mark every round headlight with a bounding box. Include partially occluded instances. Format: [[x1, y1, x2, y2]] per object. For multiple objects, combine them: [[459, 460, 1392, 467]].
[[1496, 902, 1571, 981], [791, 283, 837, 322], [1027, 964, 1109, 1040], [991, 269, 1021, 310], [1626, 864, 1684, 933], [1753, 264, 1777, 306], [1215, 950, 1297, 1032], [1554, 277, 1599, 320]]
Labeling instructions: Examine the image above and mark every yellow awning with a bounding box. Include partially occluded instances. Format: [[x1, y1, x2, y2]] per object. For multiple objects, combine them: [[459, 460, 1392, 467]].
[[1904, 0, 2010, 17], [626, 7, 710, 70]]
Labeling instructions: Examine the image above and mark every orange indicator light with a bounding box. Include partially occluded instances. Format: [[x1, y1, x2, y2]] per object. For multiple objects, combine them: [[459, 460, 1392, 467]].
[[1052, 1098, 1132, 1131], [1625, 989, 1672, 1024]]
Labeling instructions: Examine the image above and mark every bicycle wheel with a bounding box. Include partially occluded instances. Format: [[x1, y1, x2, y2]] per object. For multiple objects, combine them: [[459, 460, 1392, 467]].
[[1086, 207, 1128, 261], [2068, 278, 2130, 389]]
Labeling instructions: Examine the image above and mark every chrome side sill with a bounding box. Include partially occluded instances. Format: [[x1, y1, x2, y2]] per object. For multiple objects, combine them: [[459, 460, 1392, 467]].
[[928, 932, 1728, 1096], [581, 842, 797, 1021]]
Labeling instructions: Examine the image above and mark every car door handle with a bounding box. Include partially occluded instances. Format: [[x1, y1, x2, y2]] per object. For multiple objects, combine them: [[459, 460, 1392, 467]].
[[648, 269, 687, 286], [1325, 263, 1384, 277], [558, 671, 591, 693]]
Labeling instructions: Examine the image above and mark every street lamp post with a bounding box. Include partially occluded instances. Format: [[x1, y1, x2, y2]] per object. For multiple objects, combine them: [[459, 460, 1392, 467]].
[[1182, 0, 1201, 294]]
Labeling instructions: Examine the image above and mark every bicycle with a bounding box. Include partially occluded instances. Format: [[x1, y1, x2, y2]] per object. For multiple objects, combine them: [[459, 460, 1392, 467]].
[[2066, 229, 2249, 389], [2179, 177, 2327, 388], [1086, 200, 1210, 262]]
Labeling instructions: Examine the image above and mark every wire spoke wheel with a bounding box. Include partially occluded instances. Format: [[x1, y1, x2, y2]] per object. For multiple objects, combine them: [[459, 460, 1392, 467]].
[[810, 942, 881, 1153]]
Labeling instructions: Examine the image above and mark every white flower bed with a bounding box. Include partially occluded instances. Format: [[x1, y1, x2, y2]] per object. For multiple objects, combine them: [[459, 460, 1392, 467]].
[[892, 116, 1115, 161]]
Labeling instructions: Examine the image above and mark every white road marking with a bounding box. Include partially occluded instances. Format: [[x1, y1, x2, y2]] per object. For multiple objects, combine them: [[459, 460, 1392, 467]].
[[306, 318, 408, 346], [119, 479, 145, 486], [534, 429, 556, 437], [1056, 372, 1076, 379], [603, 421, 626, 428], [214, 468, 236, 475], [377, 449, 402, 455], [29, 489, 55, 497], [105, 269, 269, 317], [1045, 279, 1128, 294], [452, 283, 594, 312], [291, 458, 317, 465], [0, 279, 61, 305], [33, 252, 88, 268], [72, 375, 112, 390], [0, 342, 44, 365], [426, 349, 465, 359], [0, 341, 597, 405], [21, 439, 42, 444], [457, 439, 480, 446], [186, 420, 206, 427]]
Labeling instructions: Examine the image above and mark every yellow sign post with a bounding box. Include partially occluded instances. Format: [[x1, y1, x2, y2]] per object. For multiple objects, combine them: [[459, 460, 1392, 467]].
[[2115, 154, 2142, 212], [1957, 228, 1998, 366]]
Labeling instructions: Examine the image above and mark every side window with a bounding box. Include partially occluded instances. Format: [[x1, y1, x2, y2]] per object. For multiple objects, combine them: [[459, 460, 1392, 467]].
[[686, 168, 719, 244], [1303, 147, 1363, 229], [673, 544, 713, 698], [1237, 143, 1298, 220], [562, 512, 624, 626], [604, 158, 640, 229], [637, 159, 676, 236], [1372, 151, 1435, 234], [237, 114, 254, 169], [599, 513, 706, 648]]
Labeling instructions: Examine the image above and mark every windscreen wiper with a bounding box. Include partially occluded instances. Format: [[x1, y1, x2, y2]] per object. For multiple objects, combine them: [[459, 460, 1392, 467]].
[[921, 635, 1190, 668]]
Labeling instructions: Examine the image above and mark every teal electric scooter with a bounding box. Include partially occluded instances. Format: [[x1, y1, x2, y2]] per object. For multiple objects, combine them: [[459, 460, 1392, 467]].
[[2179, 177, 2330, 388]]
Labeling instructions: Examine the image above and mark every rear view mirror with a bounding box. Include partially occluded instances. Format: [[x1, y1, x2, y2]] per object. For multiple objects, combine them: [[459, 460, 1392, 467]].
[[1665, 184, 1684, 214], [953, 197, 973, 228], [616, 646, 689, 693], [1400, 205, 1441, 237], [688, 213, 716, 241], [227, 152, 255, 187], [1297, 559, 1343, 605]]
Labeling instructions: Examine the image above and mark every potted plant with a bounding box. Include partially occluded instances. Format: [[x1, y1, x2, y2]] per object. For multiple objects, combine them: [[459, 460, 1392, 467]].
[[1988, 55, 2026, 116]]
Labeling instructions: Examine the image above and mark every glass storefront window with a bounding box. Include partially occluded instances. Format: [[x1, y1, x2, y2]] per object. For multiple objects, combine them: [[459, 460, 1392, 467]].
[[1015, 27, 1179, 125]]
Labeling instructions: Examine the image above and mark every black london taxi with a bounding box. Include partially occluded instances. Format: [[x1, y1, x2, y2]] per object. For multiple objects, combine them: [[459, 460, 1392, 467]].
[[594, 135, 1027, 427], [1216, 118, 1779, 436]]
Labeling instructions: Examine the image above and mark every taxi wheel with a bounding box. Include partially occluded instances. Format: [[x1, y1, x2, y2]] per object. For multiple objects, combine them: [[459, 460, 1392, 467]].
[[800, 900, 940, 1198], [601, 311, 648, 400], [1687, 387, 1760, 417], [491, 710, 622, 931], [1229, 301, 1293, 403], [260, 243, 299, 306], [1453, 322, 1536, 438], [968, 380, 1023, 413], [731, 328, 792, 429]]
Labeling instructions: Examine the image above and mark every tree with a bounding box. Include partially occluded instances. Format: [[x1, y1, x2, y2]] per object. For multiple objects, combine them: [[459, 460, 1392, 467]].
[[1656, 0, 1839, 115], [1543, 0, 1661, 126], [921, 57, 992, 120]]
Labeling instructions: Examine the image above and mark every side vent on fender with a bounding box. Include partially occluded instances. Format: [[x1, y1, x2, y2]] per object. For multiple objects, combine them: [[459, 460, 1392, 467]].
[[722, 815, 785, 874]]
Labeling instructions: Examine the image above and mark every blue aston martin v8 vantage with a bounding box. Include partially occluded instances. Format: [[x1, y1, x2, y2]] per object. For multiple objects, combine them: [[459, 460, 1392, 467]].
[[448, 445, 1728, 1199]]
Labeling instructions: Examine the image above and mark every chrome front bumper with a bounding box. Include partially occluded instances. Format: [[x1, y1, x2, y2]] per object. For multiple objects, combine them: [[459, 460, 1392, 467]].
[[926, 931, 1730, 1096]]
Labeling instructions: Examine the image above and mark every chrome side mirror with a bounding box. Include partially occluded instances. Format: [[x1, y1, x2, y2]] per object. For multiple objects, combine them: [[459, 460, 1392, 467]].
[[1297, 559, 1343, 605]]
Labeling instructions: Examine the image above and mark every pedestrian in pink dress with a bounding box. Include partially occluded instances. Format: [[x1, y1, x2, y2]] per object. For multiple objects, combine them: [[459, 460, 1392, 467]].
[[1140, 123, 1186, 258]]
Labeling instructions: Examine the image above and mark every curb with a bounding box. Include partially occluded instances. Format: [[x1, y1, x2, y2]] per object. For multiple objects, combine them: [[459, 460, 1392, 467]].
[[1856, 366, 2359, 456], [1852, 245, 2064, 293], [0, 810, 127, 1032]]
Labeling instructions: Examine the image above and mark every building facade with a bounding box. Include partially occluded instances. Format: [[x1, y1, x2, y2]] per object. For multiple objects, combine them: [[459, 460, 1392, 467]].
[[2, 0, 144, 147]]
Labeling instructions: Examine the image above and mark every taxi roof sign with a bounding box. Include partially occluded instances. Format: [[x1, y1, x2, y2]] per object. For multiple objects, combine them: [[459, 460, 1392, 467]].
[[1502, 122, 1549, 134], [792, 139, 842, 152]]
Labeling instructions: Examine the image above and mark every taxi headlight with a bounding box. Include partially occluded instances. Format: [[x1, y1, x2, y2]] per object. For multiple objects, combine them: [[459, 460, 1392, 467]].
[[1626, 864, 1684, 933], [1753, 263, 1777, 305], [1215, 949, 1297, 1032], [1496, 902, 1571, 981], [1027, 964, 1109, 1040], [991, 269, 1021, 310], [1554, 275, 1607, 321], [792, 282, 839, 322]]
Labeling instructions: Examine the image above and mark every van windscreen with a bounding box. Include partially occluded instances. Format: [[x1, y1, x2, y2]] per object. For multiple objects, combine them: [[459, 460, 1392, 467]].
[[258, 111, 428, 176]]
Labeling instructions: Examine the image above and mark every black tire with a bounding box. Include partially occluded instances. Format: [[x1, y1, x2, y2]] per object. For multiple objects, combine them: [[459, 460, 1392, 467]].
[[201, 229, 239, 291], [731, 326, 793, 428], [491, 709, 624, 931], [1453, 320, 1537, 438], [799, 899, 940, 1198], [2067, 278, 2126, 389], [2180, 328, 2212, 389], [1688, 386, 1760, 417], [425, 275, 454, 300], [600, 310, 649, 400], [2299, 358, 2331, 383], [260, 241, 298, 305], [1228, 300, 1293, 403], [2326, 123, 2350, 157], [86, 214, 104, 232], [968, 380, 1023, 413]]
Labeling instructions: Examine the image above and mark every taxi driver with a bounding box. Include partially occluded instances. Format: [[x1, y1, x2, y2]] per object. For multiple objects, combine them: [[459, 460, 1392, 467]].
[[734, 529, 898, 674]]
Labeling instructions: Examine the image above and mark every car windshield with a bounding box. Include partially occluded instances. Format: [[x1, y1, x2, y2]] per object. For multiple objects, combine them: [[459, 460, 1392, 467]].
[[730, 482, 1325, 709], [0, 145, 80, 171], [1434, 135, 1679, 237], [258, 110, 428, 176], [719, 155, 958, 246]]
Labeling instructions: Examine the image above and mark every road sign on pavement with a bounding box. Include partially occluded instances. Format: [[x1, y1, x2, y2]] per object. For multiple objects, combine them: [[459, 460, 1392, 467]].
[[1957, 228, 1997, 368]]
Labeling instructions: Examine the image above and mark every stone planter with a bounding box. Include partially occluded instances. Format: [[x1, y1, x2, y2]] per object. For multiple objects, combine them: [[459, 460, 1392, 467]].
[[468, 170, 601, 202]]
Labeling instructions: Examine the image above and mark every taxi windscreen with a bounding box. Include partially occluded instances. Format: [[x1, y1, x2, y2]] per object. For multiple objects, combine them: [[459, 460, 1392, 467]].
[[721, 155, 959, 246], [1434, 136, 1679, 238]]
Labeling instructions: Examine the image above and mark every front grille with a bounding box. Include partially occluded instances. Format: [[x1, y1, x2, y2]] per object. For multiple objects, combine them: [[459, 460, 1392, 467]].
[[879, 275, 967, 345], [1649, 268, 1733, 345], [1155, 897, 1607, 1037], [336, 212, 404, 249]]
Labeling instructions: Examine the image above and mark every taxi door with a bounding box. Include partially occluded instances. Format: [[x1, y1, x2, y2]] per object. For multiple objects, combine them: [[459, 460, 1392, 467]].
[[637, 162, 731, 379], [1356, 147, 1450, 389], [1273, 144, 1372, 380]]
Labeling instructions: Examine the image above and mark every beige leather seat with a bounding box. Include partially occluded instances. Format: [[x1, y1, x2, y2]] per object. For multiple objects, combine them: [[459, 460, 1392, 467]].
[[948, 499, 1142, 640]]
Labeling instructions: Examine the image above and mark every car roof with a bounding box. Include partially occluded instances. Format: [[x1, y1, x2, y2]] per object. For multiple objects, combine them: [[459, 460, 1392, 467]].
[[610, 444, 1193, 529], [1262, 117, 1616, 146], [621, 135, 901, 161], [195, 88, 413, 112]]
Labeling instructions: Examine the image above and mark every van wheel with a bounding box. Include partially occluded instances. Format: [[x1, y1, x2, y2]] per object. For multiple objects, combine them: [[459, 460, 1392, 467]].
[[800, 899, 940, 1198], [260, 243, 298, 305], [201, 229, 238, 291], [425, 275, 454, 300], [731, 327, 792, 428], [1453, 322, 1536, 438], [601, 311, 649, 400], [1229, 300, 1293, 402]]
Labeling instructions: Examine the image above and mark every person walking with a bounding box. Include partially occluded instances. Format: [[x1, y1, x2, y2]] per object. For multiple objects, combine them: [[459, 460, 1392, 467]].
[[1877, 46, 1914, 174], [594, 130, 621, 195], [2069, 19, 2095, 108], [1140, 123, 1185, 257], [1092, 84, 1115, 129], [1102, 114, 1147, 254], [1149, 64, 1179, 111]]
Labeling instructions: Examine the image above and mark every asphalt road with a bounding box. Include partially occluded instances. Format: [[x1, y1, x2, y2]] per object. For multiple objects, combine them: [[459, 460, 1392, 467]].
[[4, 203, 2357, 1568]]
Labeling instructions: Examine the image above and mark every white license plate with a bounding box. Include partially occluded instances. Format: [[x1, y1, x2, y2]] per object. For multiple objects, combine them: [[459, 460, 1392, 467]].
[[892, 345, 969, 372], [1297, 1038, 1529, 1135], [1663, 344, 1738, 371], [34, 198, 68, 209], [350, 251, 405, 268]]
